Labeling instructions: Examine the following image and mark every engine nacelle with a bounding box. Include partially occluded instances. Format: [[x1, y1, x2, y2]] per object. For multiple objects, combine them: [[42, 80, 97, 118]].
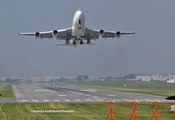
[[116, 31, 121, 37], [99, 29, 104, 35], [35, 32, 40, 37], [53, 30, 58, 35]]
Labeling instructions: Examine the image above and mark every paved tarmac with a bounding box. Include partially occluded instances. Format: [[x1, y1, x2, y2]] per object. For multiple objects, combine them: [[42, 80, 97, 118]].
[[8, 83, 165, 103], [0, 97, 16, 102]]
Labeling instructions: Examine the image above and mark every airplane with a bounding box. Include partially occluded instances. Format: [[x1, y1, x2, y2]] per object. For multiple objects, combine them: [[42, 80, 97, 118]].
[[19, 10, 135, 46]]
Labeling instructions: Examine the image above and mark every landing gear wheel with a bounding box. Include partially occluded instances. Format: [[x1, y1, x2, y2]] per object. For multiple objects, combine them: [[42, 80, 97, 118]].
[[66, 40, 69, 44], [73, 40, 76, 45], [80, 40, 83, 45], [87, 39, 91, 44]]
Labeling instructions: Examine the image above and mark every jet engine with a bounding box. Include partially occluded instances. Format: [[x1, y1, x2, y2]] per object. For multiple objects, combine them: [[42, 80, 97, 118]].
[[99, 30, 104, 35], [53, 30, 58, 35], [35, 32, 40, 37], [116, 31, 121, 37]]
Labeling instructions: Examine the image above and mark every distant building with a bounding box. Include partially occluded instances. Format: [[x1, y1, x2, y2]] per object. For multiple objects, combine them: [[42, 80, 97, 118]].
[[136, 75, 151, 81], [136, 73, 170, 82], [167, 79, 175, 83], [151, 73, 168, 81], [31, 76, 61, 82], [0, 77, 7, 82], [166, 73, 175, 83]]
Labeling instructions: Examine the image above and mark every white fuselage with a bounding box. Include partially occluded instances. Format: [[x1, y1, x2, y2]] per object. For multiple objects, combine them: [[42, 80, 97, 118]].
[[72, 10, 85, 40]]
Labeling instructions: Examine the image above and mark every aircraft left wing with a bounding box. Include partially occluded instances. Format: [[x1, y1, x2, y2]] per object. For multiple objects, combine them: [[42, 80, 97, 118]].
[[19, 28, 72, 39], [101, 31, 135, 38], [84, 28, 135, 40], [19, 31, 54, 38]]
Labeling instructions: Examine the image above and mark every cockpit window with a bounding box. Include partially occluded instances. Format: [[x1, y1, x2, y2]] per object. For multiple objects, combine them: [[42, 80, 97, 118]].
[[79, 20, 81, 25]]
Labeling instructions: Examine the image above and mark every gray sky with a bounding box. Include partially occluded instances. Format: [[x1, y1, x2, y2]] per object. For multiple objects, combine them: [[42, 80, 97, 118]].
[[0, 0, 175, 77]]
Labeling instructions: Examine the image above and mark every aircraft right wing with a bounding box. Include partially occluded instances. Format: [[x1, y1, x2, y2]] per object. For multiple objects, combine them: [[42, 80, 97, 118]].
[[19, 31, 54, 39], [19, 28, 72, 40]]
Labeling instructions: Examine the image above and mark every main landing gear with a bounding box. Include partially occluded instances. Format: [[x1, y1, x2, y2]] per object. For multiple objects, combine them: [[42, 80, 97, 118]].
[[80, 40, 84, 45], [66, 40, 69, 44], [73, 40, 76, 45]]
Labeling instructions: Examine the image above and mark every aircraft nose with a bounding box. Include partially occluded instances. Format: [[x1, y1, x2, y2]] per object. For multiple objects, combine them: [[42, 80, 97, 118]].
[[76, 10, 83, 17]]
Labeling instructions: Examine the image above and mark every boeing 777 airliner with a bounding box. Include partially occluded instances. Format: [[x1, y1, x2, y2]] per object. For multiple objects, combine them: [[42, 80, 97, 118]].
[[19, 10, 135, 46]]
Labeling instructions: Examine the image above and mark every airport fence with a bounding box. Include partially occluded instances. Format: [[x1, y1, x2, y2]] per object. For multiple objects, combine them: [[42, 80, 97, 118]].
[[104, 100, 175, 120]]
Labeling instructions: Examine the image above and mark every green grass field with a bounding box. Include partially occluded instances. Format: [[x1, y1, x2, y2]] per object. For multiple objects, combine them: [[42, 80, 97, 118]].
[[0, 102, 173, 120], [0, 83, 13, 97], [67, 81, 175, 96]]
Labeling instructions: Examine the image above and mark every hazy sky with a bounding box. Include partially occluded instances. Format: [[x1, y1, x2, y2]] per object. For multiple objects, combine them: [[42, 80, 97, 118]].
[[0, 0, 175, 76]]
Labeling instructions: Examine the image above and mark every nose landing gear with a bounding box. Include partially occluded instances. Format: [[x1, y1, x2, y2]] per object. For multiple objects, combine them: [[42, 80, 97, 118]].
[[80, 40, 84, 45], [73, 40, 76, 45], [87, 39, 91, 44], [66, 40, 69, 44]]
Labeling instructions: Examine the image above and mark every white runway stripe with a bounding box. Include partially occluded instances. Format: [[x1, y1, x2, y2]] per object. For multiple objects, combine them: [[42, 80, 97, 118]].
[[58, 94, 67, 97], [21, 100, 28, 102], [64, 99, 71, 102], [107, 95, 116, 97], [74, 99, 81, 102], [53, 99, 60, 102], [43, 99, 50, 102], [31, 100, 39, 102], [85, 99, 94, 102]]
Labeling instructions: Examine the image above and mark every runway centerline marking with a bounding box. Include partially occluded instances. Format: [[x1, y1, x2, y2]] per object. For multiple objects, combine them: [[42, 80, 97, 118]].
[[31, 100, 39, 102], [34, 89, 51, 92], [92, 96, 99, 99], [85, 99, 94, 102], [74, 99, 81, 102], [64, 99, 71, 102], [34, 89, 56, 93], [107, 95, 116, 97], [54, 99, 60, 102], [21, 100, 28, 102], [58, 94, 67, 97], [84, 94, 91, 96], [80, 89, 96, 92], [43, 99, 50, 102]]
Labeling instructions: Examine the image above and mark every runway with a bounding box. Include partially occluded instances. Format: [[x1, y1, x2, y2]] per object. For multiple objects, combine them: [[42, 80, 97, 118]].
[[0, 97, 16, 102], [10, 83, 165, 103]]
